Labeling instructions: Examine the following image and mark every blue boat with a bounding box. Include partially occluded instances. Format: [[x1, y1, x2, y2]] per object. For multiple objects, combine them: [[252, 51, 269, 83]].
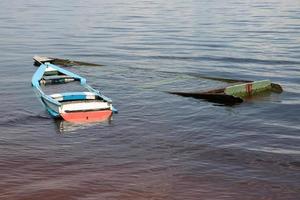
[[31, 60, 117, 122]]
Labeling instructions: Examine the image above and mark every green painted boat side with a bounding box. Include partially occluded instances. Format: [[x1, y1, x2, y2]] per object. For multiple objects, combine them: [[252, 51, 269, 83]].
[[224, 80, 272, 98], [167, 80, 283, 106]]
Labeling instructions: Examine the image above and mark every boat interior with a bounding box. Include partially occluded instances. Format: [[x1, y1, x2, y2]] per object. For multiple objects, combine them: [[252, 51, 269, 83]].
[[39, 68, 108, 105]]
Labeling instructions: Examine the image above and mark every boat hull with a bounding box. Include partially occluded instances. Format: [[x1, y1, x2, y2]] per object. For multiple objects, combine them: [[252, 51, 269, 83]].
[[41, 99, 113, 122], [61, 110, 113, 122]]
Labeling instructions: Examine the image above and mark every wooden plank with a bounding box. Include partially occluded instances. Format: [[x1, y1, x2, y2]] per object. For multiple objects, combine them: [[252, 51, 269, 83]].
[[33, 55, 104, 67], [33, 55, 54, 64]]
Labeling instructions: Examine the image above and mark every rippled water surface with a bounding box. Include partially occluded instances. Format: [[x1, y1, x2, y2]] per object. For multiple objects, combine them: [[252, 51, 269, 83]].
[[0, 0, 300, 199]]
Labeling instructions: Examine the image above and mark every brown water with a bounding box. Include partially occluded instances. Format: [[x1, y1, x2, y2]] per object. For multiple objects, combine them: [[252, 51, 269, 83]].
[[0, 0, 300, 199]]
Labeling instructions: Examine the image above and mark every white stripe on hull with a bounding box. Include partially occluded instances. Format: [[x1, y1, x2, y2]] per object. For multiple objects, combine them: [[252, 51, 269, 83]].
[[61, 101, 110, 113]]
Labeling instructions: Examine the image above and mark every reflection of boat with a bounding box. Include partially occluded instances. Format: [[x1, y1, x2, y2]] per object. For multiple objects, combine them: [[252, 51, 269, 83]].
[[55, 116, 113, 134], [31, 61, 117, 122]]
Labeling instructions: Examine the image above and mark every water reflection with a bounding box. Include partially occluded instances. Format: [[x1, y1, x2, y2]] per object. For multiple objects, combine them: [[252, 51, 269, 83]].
[[55, 115, 113, 134]]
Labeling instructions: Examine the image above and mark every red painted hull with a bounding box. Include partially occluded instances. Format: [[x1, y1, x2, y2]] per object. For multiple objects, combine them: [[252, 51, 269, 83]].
[[61, 110, 112, 122]]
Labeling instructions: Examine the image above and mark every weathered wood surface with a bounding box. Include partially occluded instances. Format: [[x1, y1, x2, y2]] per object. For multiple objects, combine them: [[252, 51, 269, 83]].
[[33, 55, 104, 67]]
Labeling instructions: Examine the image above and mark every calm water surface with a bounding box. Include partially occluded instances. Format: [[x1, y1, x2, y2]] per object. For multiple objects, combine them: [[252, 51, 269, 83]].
[[0, 0, 300, 199]]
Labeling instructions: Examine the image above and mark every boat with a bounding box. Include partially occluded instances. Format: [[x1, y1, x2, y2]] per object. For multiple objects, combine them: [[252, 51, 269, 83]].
[[168, 80, 283, 105], [31, 61, 117, 122]]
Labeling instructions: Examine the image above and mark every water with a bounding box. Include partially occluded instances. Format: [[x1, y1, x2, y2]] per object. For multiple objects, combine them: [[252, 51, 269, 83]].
[[0, 0, 300, 199]]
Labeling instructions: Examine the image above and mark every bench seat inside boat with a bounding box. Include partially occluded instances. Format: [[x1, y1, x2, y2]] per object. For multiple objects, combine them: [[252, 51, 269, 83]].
[[50, 92, 97, 102], [40, 75, 76, 85], [43, 75, 74, 80]]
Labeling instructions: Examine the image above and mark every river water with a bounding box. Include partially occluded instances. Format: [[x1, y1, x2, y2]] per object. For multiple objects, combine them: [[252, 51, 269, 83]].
[[0, 0, 300, 199]]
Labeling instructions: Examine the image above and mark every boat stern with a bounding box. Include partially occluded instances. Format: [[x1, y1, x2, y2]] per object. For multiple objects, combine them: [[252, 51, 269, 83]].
[[59, 99, 113, 122], [61, 110, 113, 122]]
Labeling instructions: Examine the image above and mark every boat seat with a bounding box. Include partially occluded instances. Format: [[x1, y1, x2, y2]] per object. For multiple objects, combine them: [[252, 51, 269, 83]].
[[50, 92, 97, 101], [40, 75, 76, 84], [43, 75, 74, 80]]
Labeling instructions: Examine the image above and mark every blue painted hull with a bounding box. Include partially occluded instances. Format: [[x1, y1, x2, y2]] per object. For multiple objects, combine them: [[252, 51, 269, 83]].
[[31, 62, 117, 120]]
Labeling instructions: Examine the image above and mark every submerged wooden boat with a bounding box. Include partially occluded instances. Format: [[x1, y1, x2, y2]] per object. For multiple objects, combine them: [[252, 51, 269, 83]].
[[169, 80, 283, 106], [32, 62, 117, 122]]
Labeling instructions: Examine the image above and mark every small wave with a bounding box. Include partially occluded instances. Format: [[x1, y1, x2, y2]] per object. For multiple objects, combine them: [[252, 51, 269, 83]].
[[146, 55, 300, 65], [203, 147, 300, 171], [249, 147, 300, 155], [0, 110, 50, 126], [64, 53, 121, 59]]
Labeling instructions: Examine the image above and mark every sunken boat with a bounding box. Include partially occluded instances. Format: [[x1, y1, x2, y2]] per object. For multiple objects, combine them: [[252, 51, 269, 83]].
[[32, 60, 117, 122], [169, 80, 283, 106]]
